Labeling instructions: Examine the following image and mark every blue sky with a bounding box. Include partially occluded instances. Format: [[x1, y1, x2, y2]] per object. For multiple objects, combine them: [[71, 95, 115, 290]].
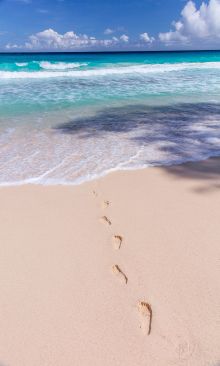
[[0, 0, 220, 51]]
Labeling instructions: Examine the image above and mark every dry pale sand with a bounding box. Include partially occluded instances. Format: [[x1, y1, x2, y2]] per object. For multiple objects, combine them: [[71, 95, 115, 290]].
[[0, 158, 219, 366]]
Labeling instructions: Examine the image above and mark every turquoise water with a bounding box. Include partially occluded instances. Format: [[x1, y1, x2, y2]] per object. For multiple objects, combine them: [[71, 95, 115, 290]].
[[1, 51, 220, 185]]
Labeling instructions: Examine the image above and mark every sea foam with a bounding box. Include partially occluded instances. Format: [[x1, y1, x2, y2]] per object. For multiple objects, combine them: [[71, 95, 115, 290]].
[[1, 61, 220, 79], [38, 61, 88, 70], [15, 62, 28, 67]]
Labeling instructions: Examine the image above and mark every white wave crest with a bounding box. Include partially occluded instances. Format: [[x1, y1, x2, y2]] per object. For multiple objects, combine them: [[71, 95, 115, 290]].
[[1, 61, 220, 79], [39, 61, 88, 70], [15, 63, 28, 67]]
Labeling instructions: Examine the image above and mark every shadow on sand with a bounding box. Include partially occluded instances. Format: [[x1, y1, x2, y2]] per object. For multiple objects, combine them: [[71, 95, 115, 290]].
[[161, 157, 220, 193], [54, 102, 220, 191]]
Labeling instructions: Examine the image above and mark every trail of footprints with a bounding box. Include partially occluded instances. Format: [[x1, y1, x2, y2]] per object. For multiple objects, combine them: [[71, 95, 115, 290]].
[[94, 190, 152, 336]]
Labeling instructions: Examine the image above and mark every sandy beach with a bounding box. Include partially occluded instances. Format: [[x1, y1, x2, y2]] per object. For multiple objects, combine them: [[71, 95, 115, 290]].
[[0, 158, 219, 366]]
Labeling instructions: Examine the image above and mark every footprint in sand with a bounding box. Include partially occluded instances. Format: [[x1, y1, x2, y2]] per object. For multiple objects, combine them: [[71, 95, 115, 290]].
[[138, 301, 152, 335], [112, 235, 123, 250], [100, 216, 112, 226], [112, 265, 128, 284], [102, 200, 110, 209], [92, 190, 98, 197]]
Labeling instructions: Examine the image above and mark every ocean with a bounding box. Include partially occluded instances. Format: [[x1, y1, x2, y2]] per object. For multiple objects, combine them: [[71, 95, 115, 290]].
[[1, 50, 220, 185]]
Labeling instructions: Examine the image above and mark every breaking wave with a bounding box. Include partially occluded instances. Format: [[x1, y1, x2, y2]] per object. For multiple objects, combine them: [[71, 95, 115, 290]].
[[1, 61, 220, 79], [38, 61, 88, 70]]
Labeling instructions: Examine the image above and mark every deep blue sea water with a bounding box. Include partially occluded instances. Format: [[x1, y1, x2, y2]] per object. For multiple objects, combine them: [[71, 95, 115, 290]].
[[1, 51, 220, 185]]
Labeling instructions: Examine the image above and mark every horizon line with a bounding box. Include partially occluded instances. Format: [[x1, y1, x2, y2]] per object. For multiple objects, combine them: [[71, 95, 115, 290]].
[[0, 49, 220, 55]]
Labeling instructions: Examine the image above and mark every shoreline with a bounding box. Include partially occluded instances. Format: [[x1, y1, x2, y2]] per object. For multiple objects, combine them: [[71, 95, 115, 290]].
[[0, 158, 219, 365], [1, 154, 220, 188]]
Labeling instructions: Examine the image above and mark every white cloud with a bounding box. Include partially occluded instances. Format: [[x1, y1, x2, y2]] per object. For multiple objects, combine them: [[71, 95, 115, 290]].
[[139, 32, 154, 43], [104, 27, 125, 35], [5, 43, 20, 49], [159, 0, 220, 45], [5, 28, 127, 50], [104, 28, 114, 35], [120, 34, 129, 42]]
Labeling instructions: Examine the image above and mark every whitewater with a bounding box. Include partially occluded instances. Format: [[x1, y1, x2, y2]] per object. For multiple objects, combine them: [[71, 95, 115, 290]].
[[1, 60, 220, 79]]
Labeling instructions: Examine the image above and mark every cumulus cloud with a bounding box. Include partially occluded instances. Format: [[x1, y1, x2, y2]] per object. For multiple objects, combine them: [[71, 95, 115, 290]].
[[139, 32, 154, 43], [120, 34, 129, 42], [159, 0, 220, 45], [104, 27, 125, 35], [104, 28, 114, 35], [5, 28, 129, 50]]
